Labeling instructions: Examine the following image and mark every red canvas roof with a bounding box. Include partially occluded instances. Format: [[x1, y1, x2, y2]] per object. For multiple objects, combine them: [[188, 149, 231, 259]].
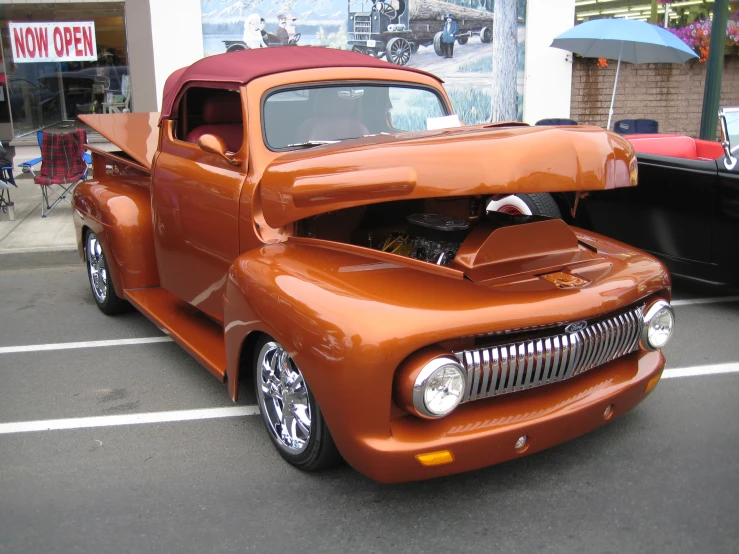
[[160, 47, 442, 119]]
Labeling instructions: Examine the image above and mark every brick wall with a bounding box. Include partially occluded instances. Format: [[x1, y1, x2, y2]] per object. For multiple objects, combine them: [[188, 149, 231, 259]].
[[570, 55, 739, 137]]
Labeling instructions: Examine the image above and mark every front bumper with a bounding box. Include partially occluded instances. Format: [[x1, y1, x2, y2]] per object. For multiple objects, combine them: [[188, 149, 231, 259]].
[[340, 349, 664, 483]]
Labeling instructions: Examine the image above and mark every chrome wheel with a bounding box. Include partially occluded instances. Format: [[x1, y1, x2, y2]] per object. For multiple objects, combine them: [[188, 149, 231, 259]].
[[256, 341, 312, 454], [87, 232, 107, 304]]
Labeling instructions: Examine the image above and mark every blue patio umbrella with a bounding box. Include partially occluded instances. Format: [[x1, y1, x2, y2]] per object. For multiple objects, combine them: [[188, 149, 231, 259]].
[[551, 19, 697, 130]]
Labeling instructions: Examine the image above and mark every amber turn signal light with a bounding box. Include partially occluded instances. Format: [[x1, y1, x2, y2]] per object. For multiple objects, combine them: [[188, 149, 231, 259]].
[[416, 450, 455, 467], [644, 371, 662, 396]]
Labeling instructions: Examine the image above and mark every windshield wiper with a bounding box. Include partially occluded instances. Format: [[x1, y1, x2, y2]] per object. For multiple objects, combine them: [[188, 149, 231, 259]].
[[286, 140, 340, 148]]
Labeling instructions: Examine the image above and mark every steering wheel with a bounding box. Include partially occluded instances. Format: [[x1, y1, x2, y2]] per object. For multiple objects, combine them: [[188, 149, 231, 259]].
[[374, 2, 397, 20], [288, 32, 301, 45]]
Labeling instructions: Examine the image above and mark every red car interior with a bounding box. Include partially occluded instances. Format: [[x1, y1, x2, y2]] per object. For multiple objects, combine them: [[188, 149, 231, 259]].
[[185, 92, 244, 153], [627, 134, 725, 161]]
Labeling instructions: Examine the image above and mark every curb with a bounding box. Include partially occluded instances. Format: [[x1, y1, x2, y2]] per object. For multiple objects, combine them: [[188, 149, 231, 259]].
[[0, 247, 81, 270]]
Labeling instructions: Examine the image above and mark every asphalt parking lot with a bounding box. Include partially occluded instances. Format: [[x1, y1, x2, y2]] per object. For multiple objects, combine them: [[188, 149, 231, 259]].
[[1, 264, 738, 554]]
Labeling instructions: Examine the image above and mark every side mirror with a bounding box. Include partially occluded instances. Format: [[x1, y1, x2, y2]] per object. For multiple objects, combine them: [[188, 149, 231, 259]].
[[718, 110, 737, 171], [197, 134, 240, 165]]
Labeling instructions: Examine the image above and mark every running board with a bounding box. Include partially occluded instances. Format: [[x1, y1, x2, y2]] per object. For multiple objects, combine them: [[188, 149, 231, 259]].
[[125, 287, 227, 381]]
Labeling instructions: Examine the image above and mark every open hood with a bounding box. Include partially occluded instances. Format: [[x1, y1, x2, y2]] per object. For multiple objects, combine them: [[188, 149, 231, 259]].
[[78, 112, 160, 170], [260, 125, 636, 228]]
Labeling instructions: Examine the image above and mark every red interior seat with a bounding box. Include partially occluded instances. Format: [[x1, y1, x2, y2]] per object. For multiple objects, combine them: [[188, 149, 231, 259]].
[[694, 139, 725, 160], [186, 92, 243, 152], [627, 135, 698, 160], [627, 134, 725, 161]]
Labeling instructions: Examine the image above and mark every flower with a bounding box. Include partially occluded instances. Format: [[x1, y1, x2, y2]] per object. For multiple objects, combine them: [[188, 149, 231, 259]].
[[597, 57, 608, 68], [668, 16, 739, 62]]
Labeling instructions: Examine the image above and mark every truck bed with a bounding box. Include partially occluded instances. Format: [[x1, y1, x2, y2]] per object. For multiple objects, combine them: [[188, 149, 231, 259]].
[[78, 112, 161, 170]]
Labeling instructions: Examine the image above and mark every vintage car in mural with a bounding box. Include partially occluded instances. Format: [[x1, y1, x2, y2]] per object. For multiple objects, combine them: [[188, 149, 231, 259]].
[[347, 0, 493, 65], [73, 48, 673, 483], [223, 33, 301, 52], [516, 111, 739, 284]]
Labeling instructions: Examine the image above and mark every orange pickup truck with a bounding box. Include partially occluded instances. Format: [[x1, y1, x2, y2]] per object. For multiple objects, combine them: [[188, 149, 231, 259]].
[[73, 48, 673, 483]]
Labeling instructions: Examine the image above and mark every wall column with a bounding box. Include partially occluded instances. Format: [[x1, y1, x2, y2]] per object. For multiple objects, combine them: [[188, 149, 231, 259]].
[[522, 0, 576, 125], [125, 0, 204, 112]]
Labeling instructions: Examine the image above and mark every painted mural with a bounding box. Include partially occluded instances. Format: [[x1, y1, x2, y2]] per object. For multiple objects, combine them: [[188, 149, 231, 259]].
[[200, 0, 527, 121]]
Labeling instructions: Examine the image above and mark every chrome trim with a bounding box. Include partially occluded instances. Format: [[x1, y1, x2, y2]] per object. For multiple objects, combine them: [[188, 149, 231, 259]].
[[456, 306, 645, 403], [86, 232, 107, 304], [412, 357, 467, 419], [640, 300, 675, 351], [256, 342, 312, 454]]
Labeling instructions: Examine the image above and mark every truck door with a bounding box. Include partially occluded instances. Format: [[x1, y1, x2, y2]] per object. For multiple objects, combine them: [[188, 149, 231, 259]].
[[152, 87, 246, 321]]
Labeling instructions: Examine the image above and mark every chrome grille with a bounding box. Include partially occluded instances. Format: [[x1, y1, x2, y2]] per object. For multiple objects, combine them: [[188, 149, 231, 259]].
[[353, 16, 371, 41], [456, 306, 644, 403]]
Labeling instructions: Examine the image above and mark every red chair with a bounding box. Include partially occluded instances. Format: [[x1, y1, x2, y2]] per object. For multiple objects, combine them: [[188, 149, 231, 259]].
[[34, 129, 89, 217]]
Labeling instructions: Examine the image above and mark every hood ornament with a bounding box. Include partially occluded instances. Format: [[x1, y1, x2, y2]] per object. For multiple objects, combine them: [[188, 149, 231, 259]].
[[542, 271, 589, 289]]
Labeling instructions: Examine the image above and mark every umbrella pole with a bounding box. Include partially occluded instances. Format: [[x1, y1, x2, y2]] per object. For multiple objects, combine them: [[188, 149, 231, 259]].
[[607, 44, 624, 131]]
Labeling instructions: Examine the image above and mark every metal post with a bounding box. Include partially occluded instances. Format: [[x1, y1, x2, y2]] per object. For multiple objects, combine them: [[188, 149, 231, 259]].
[[607, 44, 623, 131], [699, 0, 729, 140]]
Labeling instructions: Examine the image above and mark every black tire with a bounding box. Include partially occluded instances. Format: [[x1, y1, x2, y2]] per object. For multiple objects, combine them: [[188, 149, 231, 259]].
[[410, 41, 419, 54], [253, 335, 342, 472], [386, 37, 411, 66], [480, 26, 493, 44], [487, 193, 562, 218], [226, 44, 246, 53], [433, 31, 444, 56], [456, 35, 468, 45], [85, 229, 129, 315]]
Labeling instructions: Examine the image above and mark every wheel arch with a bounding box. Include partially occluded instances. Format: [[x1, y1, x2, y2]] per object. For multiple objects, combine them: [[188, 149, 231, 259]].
[[230, 329, 267, 402], [74, 179, 159, 293]]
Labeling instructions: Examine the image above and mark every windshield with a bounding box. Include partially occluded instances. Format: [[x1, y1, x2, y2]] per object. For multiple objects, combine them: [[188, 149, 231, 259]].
[[725, 107, 739, 151], [263, 83, 448, 150]]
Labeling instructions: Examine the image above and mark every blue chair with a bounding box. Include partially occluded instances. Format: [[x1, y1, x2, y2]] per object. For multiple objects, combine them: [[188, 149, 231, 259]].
[[535, 118, 579, 126], [613, 119, 659, 135], [18, 130, 92, 177], [0, 166, 17, 217]]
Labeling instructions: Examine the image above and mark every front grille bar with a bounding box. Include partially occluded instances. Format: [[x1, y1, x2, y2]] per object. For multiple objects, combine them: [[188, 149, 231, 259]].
[[353, 16, 371, 41], [456, 306, 644, 403]]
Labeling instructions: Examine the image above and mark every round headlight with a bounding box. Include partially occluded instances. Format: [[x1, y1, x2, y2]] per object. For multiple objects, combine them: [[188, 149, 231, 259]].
[[413, 357, 467, 418], [641, 300, 675, 351]]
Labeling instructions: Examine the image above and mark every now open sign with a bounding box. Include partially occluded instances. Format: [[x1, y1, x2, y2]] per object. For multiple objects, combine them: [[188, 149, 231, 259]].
[[9, 22, 98, 64]]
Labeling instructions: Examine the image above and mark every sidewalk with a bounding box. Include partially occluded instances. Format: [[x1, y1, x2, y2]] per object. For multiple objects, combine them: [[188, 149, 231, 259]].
[[0, 171, 80, 270]]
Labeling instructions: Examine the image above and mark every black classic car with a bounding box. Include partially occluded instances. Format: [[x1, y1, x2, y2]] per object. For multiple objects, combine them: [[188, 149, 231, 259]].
[[490, 110, 739, 284], [575, 109, 738, 284]]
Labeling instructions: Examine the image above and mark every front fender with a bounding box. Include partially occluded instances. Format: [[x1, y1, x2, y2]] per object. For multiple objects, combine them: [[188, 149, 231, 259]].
[[223, 239, 669, 470], [73, 179, 159, 294]]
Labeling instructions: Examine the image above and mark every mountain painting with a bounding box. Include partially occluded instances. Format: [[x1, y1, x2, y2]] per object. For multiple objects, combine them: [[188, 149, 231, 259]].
[[200, 0, 527, 121]]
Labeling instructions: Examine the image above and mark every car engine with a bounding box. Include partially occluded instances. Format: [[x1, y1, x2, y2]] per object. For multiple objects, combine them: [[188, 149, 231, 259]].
[[379, 213, 469, 266]]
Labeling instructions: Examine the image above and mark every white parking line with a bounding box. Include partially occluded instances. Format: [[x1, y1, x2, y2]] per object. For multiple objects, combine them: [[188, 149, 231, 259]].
[[672, 296, 739, 306], [663, 362, 739, 379], [0, 406, 260, 435], [0, 336, 172, 355], [0, 362, 737, 436]]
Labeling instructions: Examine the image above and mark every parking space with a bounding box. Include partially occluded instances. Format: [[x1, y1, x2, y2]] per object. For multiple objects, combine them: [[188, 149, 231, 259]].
[[1, 265, 738, 553]]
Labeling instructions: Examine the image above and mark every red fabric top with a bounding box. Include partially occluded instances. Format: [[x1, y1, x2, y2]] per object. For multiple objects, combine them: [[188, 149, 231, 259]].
[[160, 47, 441, 119]]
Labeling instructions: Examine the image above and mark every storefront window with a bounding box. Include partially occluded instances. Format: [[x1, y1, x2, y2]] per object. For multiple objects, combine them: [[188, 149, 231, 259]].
[[0, 2, 129, 139]]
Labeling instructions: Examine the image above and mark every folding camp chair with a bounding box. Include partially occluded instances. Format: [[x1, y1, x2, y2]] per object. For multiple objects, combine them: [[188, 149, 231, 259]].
[[613, 119, 659, 135], [535, 118, 579, 126], [34, 129, 89, 217], [18, 130, 92, 177], [0, 166, 17, 218]]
